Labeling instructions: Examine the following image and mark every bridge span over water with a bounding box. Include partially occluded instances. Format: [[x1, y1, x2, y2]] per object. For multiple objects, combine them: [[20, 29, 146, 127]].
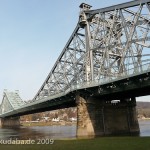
[[1, 0, 150, 137]]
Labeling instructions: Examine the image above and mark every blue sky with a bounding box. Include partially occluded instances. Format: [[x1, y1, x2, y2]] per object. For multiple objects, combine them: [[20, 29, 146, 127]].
[[0, 0, 149, 102]]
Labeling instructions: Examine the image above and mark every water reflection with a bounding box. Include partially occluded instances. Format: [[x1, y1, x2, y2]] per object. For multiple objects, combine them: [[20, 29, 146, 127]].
[[0, 125, 76, 140]]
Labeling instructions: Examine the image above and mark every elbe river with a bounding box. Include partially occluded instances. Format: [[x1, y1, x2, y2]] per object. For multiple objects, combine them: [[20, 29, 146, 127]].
[[0, 120, 150, 140]]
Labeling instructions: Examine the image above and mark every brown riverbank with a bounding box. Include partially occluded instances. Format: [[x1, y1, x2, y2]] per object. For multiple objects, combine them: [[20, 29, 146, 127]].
[[21, 121, 76, 127]]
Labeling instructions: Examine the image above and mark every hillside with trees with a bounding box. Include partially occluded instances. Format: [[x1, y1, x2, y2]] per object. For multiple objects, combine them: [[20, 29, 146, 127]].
[[137, 102, 150, 118], [21, 107, 77, 122]]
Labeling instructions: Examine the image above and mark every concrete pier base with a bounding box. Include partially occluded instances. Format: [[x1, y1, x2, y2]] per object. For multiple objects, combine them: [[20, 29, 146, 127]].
[[0, 117, 20, 127], [76, 95, 139, 137]]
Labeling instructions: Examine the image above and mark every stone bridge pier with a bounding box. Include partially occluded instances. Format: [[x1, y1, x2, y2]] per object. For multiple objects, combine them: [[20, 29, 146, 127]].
[[0, 117, 20, 127], [76, 94, 139, 137]]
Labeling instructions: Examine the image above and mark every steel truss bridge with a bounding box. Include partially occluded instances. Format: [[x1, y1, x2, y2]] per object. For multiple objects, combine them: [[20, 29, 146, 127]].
[[0, 0, 150, 118]]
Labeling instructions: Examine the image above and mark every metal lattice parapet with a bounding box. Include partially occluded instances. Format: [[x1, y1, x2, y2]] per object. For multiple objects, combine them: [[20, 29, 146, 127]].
[[33, 0, 150, 101]]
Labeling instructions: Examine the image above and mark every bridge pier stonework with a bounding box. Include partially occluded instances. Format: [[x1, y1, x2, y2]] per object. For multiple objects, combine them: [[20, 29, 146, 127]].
[[0, 117, 20, 127], [76, 94, 139, 137]]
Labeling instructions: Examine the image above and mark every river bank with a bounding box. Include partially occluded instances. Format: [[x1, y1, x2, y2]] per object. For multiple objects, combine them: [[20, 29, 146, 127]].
[[0, 137, 150, 150], [21, 121, 76, 127], [21, 118, 149, 127]]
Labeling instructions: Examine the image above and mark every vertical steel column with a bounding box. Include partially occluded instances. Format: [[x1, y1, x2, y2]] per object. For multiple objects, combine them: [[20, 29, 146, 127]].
[[85, 21, 94, 81], [79, 3, 94, 82]]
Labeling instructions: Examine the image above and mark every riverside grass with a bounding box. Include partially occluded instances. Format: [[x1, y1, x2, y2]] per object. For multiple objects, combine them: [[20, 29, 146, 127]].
[[0, 137, 150, 150]]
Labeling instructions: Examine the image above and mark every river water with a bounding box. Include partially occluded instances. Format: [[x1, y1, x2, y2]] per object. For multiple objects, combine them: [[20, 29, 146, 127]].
[[139, 120, 150, 137], [0, 120, 149, 140]]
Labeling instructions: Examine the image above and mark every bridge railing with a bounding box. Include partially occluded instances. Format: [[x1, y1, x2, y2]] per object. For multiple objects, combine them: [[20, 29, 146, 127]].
[[28, 62, 150, 103], [38, 63, 150, 98], [69, 63, 150, 91]]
